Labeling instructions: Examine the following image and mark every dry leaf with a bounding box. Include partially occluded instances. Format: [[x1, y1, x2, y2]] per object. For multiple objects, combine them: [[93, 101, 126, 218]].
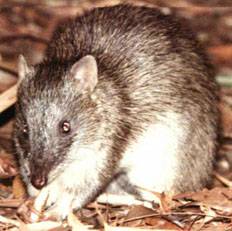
[[0, 149, 17, 178], [105, 225, 173, 230], [208, 45, 232, 65], [0, 214, 20, 227], [219, 102, 232, 137], [68, 212, 93, 231], [12, 175, 27, 199], [19, 220, 63, 231], [200, 204, 217, 223]]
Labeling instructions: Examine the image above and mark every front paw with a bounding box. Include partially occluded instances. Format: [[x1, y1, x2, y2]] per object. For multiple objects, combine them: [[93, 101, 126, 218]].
[[45, 183, 60, 209], [44, 192, 74, 220], [31, 183, 73, 221]]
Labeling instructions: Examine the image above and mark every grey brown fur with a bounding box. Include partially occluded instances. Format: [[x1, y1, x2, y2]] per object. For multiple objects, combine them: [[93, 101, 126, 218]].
[[14, 5, 219, 219]]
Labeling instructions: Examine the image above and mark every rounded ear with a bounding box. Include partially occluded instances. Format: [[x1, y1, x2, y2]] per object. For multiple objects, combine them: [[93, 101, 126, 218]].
[[18, 55, 34, 82], [69, 55, 98, 93]]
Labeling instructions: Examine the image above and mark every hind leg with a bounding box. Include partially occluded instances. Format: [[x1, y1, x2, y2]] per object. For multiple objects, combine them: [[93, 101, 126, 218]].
[[96, 174, 155, 208]]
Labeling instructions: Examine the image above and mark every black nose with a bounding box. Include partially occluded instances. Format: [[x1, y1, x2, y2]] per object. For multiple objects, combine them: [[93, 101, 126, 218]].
[[30, 173, 47, 189]]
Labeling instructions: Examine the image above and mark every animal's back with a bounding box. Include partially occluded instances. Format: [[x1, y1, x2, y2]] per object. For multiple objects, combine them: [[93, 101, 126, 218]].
[[46, 4, 216, 107]]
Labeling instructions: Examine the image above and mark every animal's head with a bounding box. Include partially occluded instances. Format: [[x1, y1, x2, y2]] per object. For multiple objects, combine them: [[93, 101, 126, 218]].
[[14, 55, 102, 191]]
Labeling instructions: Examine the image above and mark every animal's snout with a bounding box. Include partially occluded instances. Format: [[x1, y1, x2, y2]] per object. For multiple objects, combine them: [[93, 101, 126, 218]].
[[30, 171, 48, 189]]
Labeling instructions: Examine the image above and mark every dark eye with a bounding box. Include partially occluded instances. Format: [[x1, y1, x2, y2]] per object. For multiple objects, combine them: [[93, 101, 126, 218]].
[[60, 120, 71, 134]]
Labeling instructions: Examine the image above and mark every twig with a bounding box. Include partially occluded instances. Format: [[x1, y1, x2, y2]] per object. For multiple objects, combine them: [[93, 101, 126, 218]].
[[0, 83, 17, 113], [0, 34, 49, 44], [216, 75, 232, 87], [0, 218, 63, 231], [105, 226, 171, 231], [0, 199, 24, 208], [0, 65, 18, 77], [0, 1, 47, 10], [122, 211, 232, 224], [68, 213, 93, 231], [20, 221, 63, 231], [0, 215, 20, 227], [213, 172, 232, 187]]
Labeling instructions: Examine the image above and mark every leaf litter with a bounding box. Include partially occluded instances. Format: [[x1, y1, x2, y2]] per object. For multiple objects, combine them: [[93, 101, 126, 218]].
[[0, 0, 232, 230]]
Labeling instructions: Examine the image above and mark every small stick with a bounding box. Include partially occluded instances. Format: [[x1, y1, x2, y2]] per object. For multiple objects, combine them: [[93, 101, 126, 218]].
[[0, 219, 63, 231], [0, 84, 17, 113], [0, 34, 49, 45], [105, 226, 167, 231], [0, 215, 20, 227], [20, 221, 63, 231], [213, 171, 232, 187], [0, 199, 24, 208], [0, 65, 18, 77]]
